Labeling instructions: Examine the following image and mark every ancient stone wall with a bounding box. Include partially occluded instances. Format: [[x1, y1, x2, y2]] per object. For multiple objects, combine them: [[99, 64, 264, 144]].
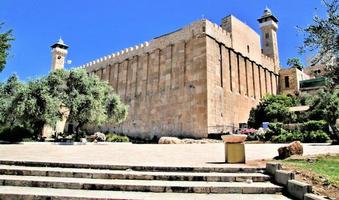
[[83, 20, 209, 139], [79, 17, 280, 138], [205, 19, 279, 133]]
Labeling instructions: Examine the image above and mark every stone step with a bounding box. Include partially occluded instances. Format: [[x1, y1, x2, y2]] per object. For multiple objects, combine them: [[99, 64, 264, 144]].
[[0, 175, 283, 194], [0, 160, 264, 173], [0, 165, 270, 182], [0, 186, 292, 200]]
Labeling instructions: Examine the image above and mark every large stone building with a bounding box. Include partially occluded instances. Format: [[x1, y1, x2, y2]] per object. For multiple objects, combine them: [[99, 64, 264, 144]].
[[69, 8, 280, 139]]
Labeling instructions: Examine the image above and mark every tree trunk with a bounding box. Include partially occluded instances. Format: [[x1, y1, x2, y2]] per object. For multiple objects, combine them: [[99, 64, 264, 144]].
[[36, 122, 45, 141], [329, 124, 339, 144], [75, 122, 84, 141]]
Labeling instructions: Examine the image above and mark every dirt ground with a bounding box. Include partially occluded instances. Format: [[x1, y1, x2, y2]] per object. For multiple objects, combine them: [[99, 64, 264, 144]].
[[280, 154, 339, 199]]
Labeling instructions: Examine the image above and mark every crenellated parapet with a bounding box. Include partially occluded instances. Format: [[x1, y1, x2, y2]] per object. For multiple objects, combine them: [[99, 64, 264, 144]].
[[74, 19, 236, 73], [204, 20, 232, 47], [75, 41, 150, 72], [76, 20, 211, 73]]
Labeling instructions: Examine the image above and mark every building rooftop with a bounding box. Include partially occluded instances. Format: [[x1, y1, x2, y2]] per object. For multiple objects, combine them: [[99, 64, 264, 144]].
[[51, 37, 69, 49], [257, 7, 278, 23]]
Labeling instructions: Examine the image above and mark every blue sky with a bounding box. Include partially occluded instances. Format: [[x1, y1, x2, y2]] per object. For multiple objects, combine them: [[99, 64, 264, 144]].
[[0, 0, 326, 81]]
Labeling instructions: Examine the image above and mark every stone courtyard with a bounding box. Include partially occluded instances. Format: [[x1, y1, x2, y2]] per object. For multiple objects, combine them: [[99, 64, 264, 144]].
[[0, 143, 337, 167], [0, 143, 338, 199]]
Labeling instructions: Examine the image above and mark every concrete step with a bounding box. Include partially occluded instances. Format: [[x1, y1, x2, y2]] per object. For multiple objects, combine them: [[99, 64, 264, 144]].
[[0, 175, 283, 194], [0, 165, 270, 182], [0, 160, 264, 173], [0, 186, 292, 200]]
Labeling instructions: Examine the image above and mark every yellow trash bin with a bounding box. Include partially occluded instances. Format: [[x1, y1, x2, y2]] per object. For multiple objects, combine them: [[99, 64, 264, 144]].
[[225, 143, 245, 163]]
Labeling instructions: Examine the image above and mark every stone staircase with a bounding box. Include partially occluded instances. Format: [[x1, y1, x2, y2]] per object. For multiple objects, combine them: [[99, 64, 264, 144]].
[[0, 160, 290, 199]]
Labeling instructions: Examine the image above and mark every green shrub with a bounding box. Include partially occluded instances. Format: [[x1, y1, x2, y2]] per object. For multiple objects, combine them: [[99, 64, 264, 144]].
[[106, 133, 129, 143], [258, 121, 331, 143], [265, 123, 286, 141], [303, 130, 330, 143], [302, 120, 328, 132], [271, 131, 303, 143], [268, 123, 284, 132], [272, 134, 287, 143], [286, 131, 302, 142], [0, 126, 33, 143]]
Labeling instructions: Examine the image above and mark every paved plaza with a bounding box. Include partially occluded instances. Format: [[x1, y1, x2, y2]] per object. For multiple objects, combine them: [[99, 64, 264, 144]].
[[0, 143, 338, 167], [0, 142, 337, 199]]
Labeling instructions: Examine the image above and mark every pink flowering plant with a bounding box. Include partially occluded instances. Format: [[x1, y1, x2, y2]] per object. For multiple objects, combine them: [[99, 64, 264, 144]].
[[239, 128, 258, 140]]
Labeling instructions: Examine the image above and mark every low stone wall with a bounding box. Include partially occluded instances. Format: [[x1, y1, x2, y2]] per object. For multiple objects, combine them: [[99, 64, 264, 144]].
[[266, 162, 328, 200]]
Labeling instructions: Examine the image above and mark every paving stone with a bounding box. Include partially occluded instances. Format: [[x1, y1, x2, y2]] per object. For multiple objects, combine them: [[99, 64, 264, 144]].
[[266, 162, 281, 175], [0, 175, 282, 194], [0, 165, 270, 182], [0, 160, 262, 173], [0, 186, 293, 199], [287, 180, 312, 200], [304, 193, 328, 200], [0, 143, 338, 168], [275, 170, 294, 186]]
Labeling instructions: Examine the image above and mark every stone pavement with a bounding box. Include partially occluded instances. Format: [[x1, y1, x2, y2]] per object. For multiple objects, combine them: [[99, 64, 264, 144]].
[[1, 143, 336, 199], [0, 186, 291, 200], [0, 143, 337, 167]]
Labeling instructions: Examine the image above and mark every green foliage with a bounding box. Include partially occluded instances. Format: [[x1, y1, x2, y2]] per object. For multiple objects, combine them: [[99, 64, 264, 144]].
[[58, 68, 128, 134], [265, 123, 287, 141], [0, 126, 33, 143], [308, 89, 339, 125], [299, 0, 339, 87], [0, 75, 63, 137], [248, 95, 297, 128], [0, 75, 29, 127], [271, 131, 302, 143], [106, 94, 128, 124], [106, 133, 129, 143], [0, 68, 128, 140], [287, 130, 303, 142], [249, 89, 337, 142], [271, 134, 287, 143], [287, 57, 303, 70], [265, 120, 330, 143], [303, 130, 330, 143], [0, 22, 14, 73], [63, 69, 110, 131], [307, 89, 339, 141], [302, 120, 328, 132], [281, 155, 339, 185], [14, 78, 62, 135]]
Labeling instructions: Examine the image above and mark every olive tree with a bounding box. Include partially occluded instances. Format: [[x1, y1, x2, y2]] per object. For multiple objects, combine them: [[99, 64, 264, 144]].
[[50, 69, 128, 138], [0, 22, 14, 72], [307, 89, 339, 142], [0, 75, 25, 126], [299, 0, 339, 87], [0, 69, 128, 140]]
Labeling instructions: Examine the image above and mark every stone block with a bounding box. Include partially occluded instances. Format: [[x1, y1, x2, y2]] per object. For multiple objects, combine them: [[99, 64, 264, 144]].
[[275, 170, 294, 186], [82, 16, 279, 140], [266, 162, 281, 175], [287, 180, 312, 200], [303, 193, 328, 200]]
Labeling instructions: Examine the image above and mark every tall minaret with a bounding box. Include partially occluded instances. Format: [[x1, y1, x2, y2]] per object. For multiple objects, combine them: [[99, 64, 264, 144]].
[[258, 7, 279, 70], [50, 38, 69, 71]]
